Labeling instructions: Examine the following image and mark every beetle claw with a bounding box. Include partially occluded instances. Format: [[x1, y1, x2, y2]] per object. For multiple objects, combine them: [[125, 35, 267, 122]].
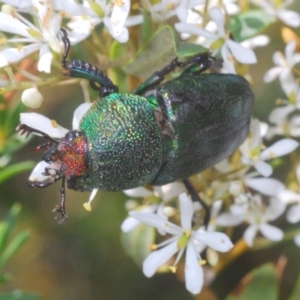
[[52, 205, 68, 224]]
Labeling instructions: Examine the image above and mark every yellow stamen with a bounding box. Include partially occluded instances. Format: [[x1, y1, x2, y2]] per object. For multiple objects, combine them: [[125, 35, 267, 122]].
[[83, 203, 92, 211]]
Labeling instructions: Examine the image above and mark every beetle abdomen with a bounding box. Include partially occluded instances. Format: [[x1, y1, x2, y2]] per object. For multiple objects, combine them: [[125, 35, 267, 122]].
[[79, 93, 163, 191], [151, 74, 254, 185]]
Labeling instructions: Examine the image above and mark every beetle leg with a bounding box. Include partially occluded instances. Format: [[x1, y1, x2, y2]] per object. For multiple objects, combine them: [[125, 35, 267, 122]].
[[60, 28, 118, 97], [18, 124, 58, 144], [182, 179, 210, 229], [134, 52, 214, 95], [52, 177, 68, 224]]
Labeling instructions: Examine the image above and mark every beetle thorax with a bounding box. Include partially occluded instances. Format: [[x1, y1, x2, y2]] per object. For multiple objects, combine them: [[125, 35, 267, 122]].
[[43, 130, 88, 179]]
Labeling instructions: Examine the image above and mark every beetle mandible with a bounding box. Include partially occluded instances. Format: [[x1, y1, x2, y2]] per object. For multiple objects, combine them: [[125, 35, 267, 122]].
[[18, 28, 254, 224]]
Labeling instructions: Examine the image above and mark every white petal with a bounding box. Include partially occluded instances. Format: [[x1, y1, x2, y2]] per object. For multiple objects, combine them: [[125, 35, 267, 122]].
[[244, 177, 285, 196], [254, 161, 273, 177], [259, 223, 283, 242], [278, 190, 300, 204], [129, 212, 182, 235], [72, 103, 93, 130], [174, 23, 217, 40], [264, 199, 286, 220], [287, 204, 300, 223], [241, 35, 270, 49], [193, 231, 233, 252], [28, 161, 49, 181], [123, 186, 153, 198], [210, 7, 226, 37], [110, 0, 130, 36], [294, 234, 300, 247], [154, 182, 186, 202], [143, 241, 178, 277], [226, 39, 257, 64], [20, 113, 68, 138], [0, 12, 33, 37], [103, 17, 129, 43], [277, 9, 300, 27], [221, 45, 236, 73], [37, 44, 53, 73], [259, 139, 299, 160], [268, 105, 294, 124], [244, 224, 258, 247], [179, 193, 194, 230], [217, 212, 244, 226], [263, 67, 282, 82], [185, 242, 203, 295], [0, 44, 41, 67], [121, 216, 141, 232]]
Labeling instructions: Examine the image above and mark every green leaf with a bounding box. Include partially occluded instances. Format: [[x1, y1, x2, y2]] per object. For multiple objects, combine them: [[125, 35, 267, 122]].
[[0, 223, 9, 255], [0, 161, 34, 185], [141, 8, 153, 44], [6, 203, 22, 239], [124, 26, 209, 79], [124, 26, 179, 79], [288, 272, 300, 300], [230, 10, 276, 42], [121, 224, 155, 266], [226, 263, 279, 300], [0, 273, 12, 285], [0, 204, 22, 255], [109, 41, 128, 93], [0, 290, 42, 300], [176, 43, 208, 58], [0, 231, 29, 269]]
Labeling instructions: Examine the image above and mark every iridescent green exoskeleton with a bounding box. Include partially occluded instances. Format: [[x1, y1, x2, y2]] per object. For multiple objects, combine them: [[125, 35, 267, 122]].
[[19, 29, 254, 224]]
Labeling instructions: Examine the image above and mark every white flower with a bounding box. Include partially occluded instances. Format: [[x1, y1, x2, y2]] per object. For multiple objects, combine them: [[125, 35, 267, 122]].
[[217, 194, 285, 247], [240, 119, 299, 177], [0, 2, 62, 73], [278, 166, 300, 224], [121, 182, 186, 233], [130, 193, 233, 295], [267, 104, 300, 139], [250, 0, 300, 27], [63, 0, 140, 44], [175, 7, 257, 73], [264, 41, 300, 96]]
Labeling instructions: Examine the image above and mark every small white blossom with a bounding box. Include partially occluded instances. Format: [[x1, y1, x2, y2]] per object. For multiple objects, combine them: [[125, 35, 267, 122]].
[[278, 166, 300, 223], [240, 119, 299, 177], [217, 194, 285, 247], [264, 41, 300, 96], [0, 2, 62, 73], [175, 7, 257, 73], [63, 0, 139, 44], [130, 193, 233, 295], [121, 182, 186, 233], [250, 0, 300, 27]]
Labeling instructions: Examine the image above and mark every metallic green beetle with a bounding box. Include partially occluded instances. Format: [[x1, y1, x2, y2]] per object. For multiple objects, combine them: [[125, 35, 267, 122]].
[[19, 29, 254, 223]]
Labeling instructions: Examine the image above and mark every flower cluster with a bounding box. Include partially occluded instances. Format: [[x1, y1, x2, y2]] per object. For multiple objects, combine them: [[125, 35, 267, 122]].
[[2, 0, 300, 297]]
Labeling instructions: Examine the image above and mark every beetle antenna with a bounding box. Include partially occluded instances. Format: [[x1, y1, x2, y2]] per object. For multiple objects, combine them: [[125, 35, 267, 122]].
[[60, 28, 71, 69], [18, 124, 58, 144], [52, 176, 68, 224], [182, 179, 210, 229]]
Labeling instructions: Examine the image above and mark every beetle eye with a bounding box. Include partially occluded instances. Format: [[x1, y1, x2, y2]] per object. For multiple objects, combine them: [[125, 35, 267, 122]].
[[65, 130, 80, 141]]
